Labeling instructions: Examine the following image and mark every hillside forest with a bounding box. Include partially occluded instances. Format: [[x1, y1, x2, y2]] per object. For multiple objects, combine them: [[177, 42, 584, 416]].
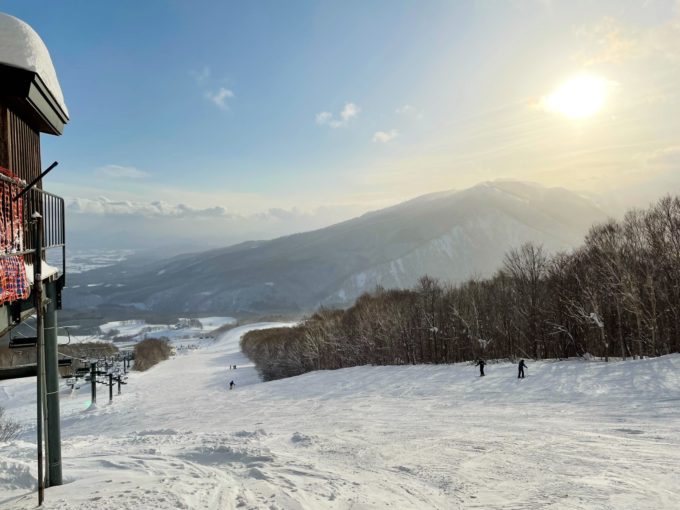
[[242, 196, 680, 381]]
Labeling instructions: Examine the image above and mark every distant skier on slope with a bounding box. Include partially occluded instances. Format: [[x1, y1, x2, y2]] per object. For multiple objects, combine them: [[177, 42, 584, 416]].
[[229, 380, 235, 390], [476, 359, 486, 377], [518, 359, 527, 379]]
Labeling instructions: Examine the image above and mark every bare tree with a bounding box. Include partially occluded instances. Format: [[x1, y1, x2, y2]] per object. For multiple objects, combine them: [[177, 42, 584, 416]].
[[0, 407, 21, 442], [504, 243, 549, 359]]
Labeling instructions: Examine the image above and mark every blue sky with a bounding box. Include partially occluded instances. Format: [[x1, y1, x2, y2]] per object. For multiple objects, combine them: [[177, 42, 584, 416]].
[[2, 0, 679, 250]]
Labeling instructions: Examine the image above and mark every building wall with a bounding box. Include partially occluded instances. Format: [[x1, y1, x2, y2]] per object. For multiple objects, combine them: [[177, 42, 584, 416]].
[[0, 102, 45, 269], [0, 103, 42, 185]]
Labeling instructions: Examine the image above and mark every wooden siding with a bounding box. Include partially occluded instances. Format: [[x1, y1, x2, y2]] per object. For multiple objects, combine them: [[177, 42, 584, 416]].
[[0, 104, 42, 185]]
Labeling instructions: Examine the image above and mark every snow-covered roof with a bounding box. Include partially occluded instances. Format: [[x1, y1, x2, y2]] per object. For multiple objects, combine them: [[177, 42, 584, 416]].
[[0, 12, 68, 115]]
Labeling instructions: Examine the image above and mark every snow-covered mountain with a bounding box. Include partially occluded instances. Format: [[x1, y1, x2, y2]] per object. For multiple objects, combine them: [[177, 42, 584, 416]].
[[66, 181, 607, 314]]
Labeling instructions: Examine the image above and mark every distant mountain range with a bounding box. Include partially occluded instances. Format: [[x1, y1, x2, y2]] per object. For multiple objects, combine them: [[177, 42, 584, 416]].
[[64, 181, 608, 315]]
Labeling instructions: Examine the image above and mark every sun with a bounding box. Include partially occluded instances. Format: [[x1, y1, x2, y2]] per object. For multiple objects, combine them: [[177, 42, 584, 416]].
[[543, 74, 609, 119]]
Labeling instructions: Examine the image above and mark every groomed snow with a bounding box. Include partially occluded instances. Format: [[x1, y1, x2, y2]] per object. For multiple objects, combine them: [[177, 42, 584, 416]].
[[1, 323, 679, 509], [0, 13, 68, 115]]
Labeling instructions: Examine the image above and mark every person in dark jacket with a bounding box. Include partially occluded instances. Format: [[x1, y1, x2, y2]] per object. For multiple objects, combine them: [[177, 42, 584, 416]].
[[476, 359, 486, 377], [229, 380, 235, 390], [518, 359, 527, 379]]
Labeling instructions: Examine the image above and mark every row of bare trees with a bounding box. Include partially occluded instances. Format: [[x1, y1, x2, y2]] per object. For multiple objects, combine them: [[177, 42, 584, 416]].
[[132, 338, 172, 371], [242, 196, 680, 381]]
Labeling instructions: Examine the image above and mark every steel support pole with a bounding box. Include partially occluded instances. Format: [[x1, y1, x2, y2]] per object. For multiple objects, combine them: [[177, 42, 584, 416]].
[[33, 214, 45, 505], [35, 307, 44, 506], [44, 280, 62, 485]]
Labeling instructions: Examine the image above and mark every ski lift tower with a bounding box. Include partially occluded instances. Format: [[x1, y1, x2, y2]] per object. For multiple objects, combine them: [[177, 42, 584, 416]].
[[0, 11, 69, 498]]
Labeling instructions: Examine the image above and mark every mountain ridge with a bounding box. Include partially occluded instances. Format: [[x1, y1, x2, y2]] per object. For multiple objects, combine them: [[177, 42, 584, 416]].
[[65, 180, 608, 315]]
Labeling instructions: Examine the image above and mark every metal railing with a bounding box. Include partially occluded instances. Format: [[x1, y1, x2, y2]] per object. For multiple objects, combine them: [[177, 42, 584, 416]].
[[0, 171, 66, 278]]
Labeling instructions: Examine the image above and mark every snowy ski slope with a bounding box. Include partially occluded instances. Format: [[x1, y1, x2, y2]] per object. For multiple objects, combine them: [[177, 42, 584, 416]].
[[1, 323, 679, 509]]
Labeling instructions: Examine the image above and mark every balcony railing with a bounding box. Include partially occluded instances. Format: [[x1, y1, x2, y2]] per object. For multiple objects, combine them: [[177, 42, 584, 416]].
[[0, 171, 66, 280]]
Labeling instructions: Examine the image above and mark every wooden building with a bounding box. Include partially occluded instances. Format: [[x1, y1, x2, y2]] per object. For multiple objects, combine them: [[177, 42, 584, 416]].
[[0, 11, 69, 488], [0, 12, 68, 334]]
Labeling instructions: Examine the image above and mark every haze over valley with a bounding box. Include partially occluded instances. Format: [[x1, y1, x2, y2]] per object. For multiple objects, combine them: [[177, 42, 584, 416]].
[[64, 180, 609, 316]]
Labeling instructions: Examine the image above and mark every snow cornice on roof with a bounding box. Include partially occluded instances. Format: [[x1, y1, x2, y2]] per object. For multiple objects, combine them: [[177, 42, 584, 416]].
[[0, 12, 69, 135]]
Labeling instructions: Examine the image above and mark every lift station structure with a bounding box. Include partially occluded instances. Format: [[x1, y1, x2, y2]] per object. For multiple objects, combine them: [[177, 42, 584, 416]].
[[0, 11, 69, 500]]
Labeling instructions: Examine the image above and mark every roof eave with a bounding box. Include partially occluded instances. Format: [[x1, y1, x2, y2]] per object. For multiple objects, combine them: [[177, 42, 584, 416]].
[[0, 63, 69, 135]]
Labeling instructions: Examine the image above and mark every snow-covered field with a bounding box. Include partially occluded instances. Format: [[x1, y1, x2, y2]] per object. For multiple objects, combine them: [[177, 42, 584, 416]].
[[96, 317, 237, 347], [64, 249, 135, 274], [1, 323, 679, 509]]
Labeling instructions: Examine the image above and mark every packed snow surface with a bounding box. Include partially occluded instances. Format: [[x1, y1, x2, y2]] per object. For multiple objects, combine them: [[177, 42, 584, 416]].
[[0, 13, 68, 115], [1, 323, 679, 509]]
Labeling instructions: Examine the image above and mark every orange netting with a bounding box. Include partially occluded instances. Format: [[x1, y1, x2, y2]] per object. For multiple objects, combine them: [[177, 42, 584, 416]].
[[0, 166, 30, 304]]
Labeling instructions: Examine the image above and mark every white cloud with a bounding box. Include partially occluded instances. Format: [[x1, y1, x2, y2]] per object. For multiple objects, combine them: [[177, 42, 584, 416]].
[[372, 129, 399, 143], [205, 87, 234, 110], [315, 111, 333, 125], [94, 165, 149, 179], [340, 102, 360, 121], [67, 197, 231, 218], [315, 102, 361, 128], [66, 195, 371, 224], [66, 197, 371, 251], [192, 66, 235, 110]]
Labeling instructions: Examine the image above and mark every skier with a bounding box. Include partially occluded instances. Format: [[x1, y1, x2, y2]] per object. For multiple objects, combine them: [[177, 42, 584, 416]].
[[229, 380, 235, 390], [518, 359, 527, 379], [476, 359, 486, 377]]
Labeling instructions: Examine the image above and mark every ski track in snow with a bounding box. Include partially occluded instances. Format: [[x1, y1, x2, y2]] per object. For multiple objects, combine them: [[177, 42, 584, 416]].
[[1, 323, 679, 509]]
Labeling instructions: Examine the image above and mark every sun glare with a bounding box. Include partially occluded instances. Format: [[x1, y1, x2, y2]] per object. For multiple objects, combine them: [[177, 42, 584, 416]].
[[544, 74, 609, 119]]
